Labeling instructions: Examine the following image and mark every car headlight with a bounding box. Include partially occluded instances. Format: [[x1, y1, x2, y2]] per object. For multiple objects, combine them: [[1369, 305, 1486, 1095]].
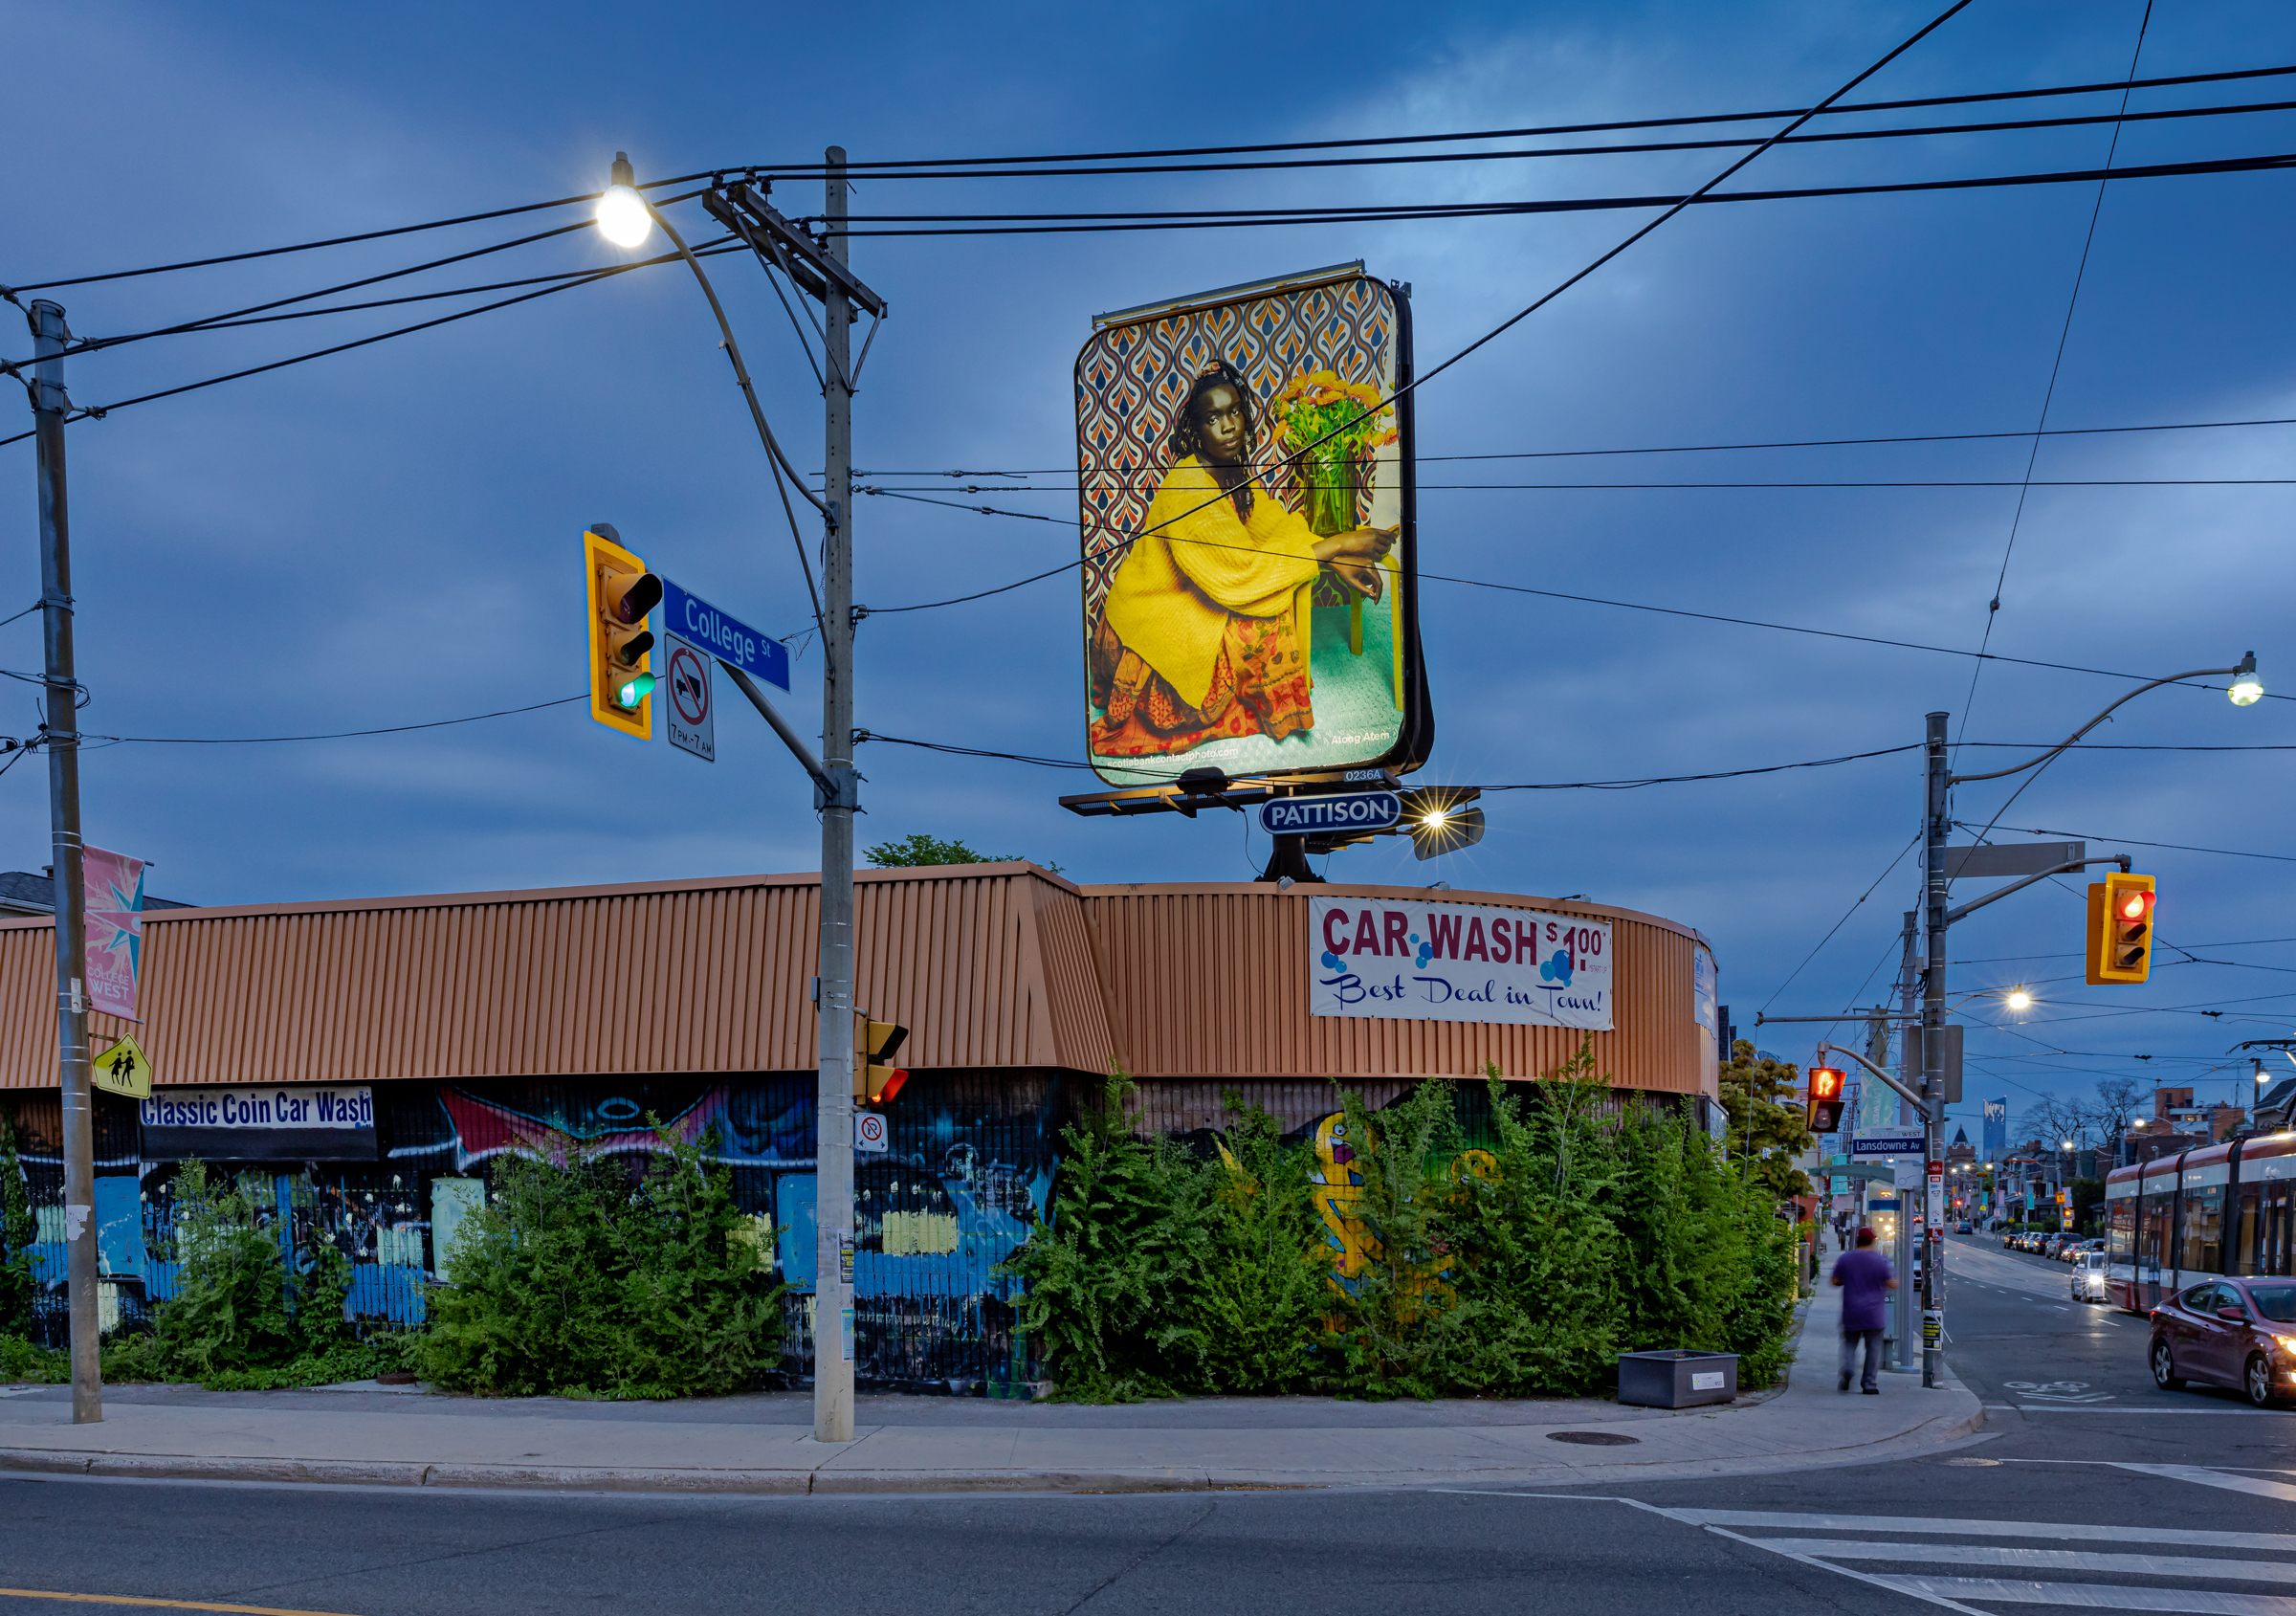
[[2272, 1334, 2296, 1356]]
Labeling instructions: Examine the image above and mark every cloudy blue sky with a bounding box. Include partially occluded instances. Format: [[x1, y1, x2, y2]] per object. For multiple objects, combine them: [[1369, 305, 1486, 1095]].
[[5, 0, 2294, 1134]]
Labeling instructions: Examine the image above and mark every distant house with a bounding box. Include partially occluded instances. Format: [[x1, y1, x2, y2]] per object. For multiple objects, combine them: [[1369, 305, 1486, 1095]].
[[0, 870, 191, 919]]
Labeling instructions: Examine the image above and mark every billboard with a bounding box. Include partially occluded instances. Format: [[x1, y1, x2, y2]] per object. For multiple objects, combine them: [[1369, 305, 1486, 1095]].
[[1308, 896, 1612, 1029], [1076, 262, 1427, 786]]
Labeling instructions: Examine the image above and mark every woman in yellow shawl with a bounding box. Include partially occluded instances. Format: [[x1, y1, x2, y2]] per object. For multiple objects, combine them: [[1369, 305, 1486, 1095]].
[[1090, 363, 1396, 757]]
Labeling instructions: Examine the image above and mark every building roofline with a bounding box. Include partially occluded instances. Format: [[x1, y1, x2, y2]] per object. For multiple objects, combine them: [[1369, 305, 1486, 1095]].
[[0, 866, 1706, 946], [0, 861, 1086, 932]]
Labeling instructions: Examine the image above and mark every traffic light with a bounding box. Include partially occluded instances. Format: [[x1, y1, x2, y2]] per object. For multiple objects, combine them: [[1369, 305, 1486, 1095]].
[[2086, 872, 2156, 985], [585, 523, 662, 739], [1806, 1066, 1845, 1135], [857, 1017, 909, 1106]]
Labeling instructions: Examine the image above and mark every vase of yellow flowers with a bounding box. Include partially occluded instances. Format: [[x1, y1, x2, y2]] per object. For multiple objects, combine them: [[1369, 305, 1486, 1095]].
[[1271, 369, 1397, 536]]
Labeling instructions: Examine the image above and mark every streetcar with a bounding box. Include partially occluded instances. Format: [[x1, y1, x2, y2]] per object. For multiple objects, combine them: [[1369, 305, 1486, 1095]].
[[2105, 1127, 2296, 1312]]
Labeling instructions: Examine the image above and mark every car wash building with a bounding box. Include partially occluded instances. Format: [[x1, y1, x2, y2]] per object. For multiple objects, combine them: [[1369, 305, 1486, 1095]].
[[0, 864, 1720, 1391]]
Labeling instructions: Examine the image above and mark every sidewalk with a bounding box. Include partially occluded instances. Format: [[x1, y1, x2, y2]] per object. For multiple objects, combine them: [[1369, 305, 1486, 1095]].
[[0, 1301, 1981, 1494]]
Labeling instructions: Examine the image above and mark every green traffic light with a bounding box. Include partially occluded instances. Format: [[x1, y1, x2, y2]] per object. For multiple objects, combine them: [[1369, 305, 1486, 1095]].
[[617, 672, 655, 707]]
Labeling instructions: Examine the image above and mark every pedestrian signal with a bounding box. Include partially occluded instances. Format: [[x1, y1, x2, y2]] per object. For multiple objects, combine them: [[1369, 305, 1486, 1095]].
[[2086, 873, 2155, 985], [585, 522, 662, 739], [857, 1017, 909, 1106], [1805, 1066, 1846, 1134]]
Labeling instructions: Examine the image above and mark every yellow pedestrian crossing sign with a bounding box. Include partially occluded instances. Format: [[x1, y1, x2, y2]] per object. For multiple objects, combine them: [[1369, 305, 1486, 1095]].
[[91, 1034, 152, 1100]]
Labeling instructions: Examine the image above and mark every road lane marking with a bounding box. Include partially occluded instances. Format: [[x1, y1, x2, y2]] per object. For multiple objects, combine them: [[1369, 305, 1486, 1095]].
[[1861, 1576, 2296, 1615], [0, 1595, 366, 1616], [2114, 1466, 2296, 1502], [1752, 1541, 2296, 1584], [1700, 1527, 1990, 1616], [1666, 1512, 2296, 1552]]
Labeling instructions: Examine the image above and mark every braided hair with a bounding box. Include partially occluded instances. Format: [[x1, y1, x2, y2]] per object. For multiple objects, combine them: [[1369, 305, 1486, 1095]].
[[1167, 361, 1255, 519]]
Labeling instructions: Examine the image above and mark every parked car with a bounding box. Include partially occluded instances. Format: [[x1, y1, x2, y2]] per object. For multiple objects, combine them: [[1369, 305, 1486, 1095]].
[[2074, 1251, 2110, 1302], [2150, 1277, 2296, 1406], [1955, 1221, 1973, 1234]]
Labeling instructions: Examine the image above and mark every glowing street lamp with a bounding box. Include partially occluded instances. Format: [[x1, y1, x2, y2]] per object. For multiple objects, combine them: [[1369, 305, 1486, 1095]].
[[2230, 652, 2264, 707], [595, 152, 652, 249], [2004, 987, 2033, 1012]]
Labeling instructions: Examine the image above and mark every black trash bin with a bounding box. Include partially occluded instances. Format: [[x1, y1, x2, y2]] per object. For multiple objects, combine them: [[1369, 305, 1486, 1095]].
[[1617, 1349, 1738, 1408]]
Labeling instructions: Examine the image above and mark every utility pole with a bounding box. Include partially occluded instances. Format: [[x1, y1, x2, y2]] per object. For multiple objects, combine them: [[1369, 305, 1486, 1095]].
[[813, 145, 858, 1445], [1893, 909, 1917, 1371], [27, 299, 100, 1424], [1919, 712, 1950, 1389]]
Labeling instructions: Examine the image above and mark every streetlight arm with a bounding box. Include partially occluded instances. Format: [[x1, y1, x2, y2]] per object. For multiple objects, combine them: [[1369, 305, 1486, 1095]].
[[1944, 854, 2130, 925], [639, 202, 831, 652], [1949, 660, 2252, 785], [1817, 1041, 1929, 1114]]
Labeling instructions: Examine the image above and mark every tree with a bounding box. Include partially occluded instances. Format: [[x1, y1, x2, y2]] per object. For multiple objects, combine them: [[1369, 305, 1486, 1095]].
[[1717, 1041, 1815, 1202], [2091, 1076, 2146, 1162], [864, 833, 1017, 868]]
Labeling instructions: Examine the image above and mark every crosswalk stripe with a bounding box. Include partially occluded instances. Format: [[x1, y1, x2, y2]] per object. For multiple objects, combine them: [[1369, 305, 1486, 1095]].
[[1862, 1576, 2296, 1616], [1752, 1540, 2296, 1584], [1667, 1511, 2296, 1553], [2114, 1466, 2296, 1503]]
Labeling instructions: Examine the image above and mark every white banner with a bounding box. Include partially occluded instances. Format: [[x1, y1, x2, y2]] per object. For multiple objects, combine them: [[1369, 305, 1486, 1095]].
[[1310, 896, 1613, 1028]]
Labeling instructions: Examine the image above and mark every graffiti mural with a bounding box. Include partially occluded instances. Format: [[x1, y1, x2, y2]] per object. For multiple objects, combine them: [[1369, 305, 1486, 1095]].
[[0, 1072, 1058, 1393]]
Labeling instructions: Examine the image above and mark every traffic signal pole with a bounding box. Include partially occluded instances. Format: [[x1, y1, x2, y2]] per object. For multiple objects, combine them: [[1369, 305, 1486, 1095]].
[[814, 145, 859, 1445], [1920, 714, 1950, 1388], [26, 299, 100, 1424]]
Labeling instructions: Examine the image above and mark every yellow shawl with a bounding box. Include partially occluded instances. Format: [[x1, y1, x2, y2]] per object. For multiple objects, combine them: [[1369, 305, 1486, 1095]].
[[1100, 456, 1323, 712]]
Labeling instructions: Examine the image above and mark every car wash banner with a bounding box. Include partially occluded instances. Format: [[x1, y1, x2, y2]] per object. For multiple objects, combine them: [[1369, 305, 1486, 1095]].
[[141, 1085, 378, 1162], [1310, 896, 1613, 1029], [81, 844, 148, 1022]]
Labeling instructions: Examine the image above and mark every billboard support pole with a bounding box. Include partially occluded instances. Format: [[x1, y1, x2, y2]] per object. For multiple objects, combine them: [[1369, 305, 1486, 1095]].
[[813, 144, 859, 1447], [26, 299, 100, 1423]]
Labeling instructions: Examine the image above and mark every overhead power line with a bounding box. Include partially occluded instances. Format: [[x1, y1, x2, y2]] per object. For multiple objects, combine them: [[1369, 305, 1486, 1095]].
[[15, 61, 2291, 294], [828, 148, 2296, 236], [844, 411, 2296, 478], [793, 94, 2296, 186], [741, 61, 2296, 173], [0, 241, 737, 451]]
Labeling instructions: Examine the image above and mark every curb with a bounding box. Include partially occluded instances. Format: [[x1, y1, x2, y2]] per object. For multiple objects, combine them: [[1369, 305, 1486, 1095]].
[[0, 1395, 1989, 1496]]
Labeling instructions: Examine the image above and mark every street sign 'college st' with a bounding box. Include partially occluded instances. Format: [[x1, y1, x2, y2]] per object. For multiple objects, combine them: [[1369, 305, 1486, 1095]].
[[660, 577, 790, 692]]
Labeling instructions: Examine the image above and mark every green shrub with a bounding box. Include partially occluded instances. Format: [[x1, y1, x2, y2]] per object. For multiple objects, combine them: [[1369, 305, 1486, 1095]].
[[999, 1070, 1217, 1401], [0, 1118, 34, 1340], [0, 1333, 64, 1384], [1006, 1048, 1800, 1402], [99, 1160, 400, 1389], [412, 1127, 783, 1398]]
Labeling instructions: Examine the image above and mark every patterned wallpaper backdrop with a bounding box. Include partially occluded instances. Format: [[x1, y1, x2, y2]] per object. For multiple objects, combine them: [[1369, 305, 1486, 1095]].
[[1072, 274, 1400, 629]]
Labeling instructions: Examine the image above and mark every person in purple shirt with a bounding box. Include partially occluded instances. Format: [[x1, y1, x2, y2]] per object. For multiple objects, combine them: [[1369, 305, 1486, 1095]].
[[1831, 1227, 1898, 1393]]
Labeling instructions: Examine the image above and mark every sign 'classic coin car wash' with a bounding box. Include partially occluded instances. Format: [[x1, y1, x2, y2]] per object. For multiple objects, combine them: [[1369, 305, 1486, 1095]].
[[0, 863, 1720, 1389]]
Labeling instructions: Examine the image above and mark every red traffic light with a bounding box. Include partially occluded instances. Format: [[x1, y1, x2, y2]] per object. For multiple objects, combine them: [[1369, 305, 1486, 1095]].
[[2118, 888, 2153, 922], [1805, 1066, 1846, 1134]]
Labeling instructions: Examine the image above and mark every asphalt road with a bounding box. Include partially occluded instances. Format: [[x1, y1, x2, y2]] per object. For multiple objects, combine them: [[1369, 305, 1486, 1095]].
[[3, 1233, 2292, 1616]]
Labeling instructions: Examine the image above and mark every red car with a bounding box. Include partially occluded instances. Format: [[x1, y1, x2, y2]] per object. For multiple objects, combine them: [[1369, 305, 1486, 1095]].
[[2149, 1277, 2296, 1407]]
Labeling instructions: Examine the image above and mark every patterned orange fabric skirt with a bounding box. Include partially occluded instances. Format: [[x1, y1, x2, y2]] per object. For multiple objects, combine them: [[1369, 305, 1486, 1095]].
[[1091, 612, 1313, 757]]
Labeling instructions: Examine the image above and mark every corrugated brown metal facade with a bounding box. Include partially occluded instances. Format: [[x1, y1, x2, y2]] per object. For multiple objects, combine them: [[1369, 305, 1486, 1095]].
[[0, 866, 1117, 1090], [0, 867, 1704, 1092], [0, 864, 1713, 1384], [1079, 881, 1707, 1091]]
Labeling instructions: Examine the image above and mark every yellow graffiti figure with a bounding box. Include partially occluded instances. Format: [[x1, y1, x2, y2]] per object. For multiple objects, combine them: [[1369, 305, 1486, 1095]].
[[1308, 1114, 1376, 1291]]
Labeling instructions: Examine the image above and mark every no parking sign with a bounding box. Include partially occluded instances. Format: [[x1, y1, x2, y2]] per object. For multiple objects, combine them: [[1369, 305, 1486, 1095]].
[[663, 632, 714, 763], [855, 1111, 889, 1153]]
